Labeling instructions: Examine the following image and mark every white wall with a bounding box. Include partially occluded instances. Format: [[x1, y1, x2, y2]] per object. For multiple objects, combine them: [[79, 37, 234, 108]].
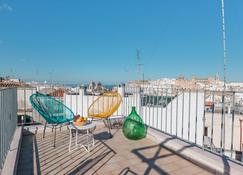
[[17, 88, 36, 111], [205, 112, 243, 152], [142, 92, 205, 146], [64, 89, 128, 117], [64, 89, 205, 146]]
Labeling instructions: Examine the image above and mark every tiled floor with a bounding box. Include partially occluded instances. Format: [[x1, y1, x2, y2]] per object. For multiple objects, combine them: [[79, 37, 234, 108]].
[[17, 124, 213, 175]]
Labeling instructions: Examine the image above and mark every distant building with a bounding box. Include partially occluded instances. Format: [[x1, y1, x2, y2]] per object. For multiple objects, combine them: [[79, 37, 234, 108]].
[[126, 80, 150, 88], [205, 101, 214, 112], [175, 76, 199, 90], [86, 81, 106, 95], [0, 81, 32, 88], [48, 88, 69, 98]]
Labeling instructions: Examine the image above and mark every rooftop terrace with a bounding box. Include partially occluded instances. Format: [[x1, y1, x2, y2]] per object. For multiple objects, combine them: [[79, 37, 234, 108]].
[[2, 87, 243, 175], [17, 124, 212, 175]]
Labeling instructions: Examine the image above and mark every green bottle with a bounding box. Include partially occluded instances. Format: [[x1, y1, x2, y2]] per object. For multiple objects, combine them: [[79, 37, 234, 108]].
[[122, 106, 147, 140]]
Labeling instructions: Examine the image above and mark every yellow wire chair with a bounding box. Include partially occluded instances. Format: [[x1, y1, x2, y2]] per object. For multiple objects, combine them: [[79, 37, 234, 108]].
[[88, 92, 122, 135]]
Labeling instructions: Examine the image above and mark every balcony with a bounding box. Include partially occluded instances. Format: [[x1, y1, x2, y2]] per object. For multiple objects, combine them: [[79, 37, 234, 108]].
[[1, 86, 243, 175]]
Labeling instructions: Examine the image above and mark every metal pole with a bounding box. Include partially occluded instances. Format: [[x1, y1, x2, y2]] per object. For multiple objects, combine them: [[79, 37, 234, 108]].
[[211, 91, 215, 150], [182, 90, 184, 138], [165, 89, 168, 132], [203, 90, 206, 149], [157, 87, 159, 129], [220, 91, 225, 154], [161, 88, 164, 131], [170, 89, 173, 134], [195, 90, 198, 144], [221, 0, 227, 90], [176, 89, 179, 136], [221, 0, 228, 156], [240, 119, 243, 162], [24, 88, 26, 125], [145, 87, 148, 124], [230, 92, 235, 158], [76, 88, 78, 115], [188, 90, 191, 141], [152, 88, 155, 128]]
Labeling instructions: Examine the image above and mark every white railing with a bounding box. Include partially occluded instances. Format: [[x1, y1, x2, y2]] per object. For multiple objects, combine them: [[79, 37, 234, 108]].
[[16, 85, 243, 164], [0, 88, 17, 171], [17, 87, 43, 124], [64, 86, 243, 164]]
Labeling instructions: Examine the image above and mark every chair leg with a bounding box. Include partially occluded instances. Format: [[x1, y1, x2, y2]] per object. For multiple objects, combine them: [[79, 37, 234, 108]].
[[92, 134, 95, 148], [106, 119, 112, 137], [75, 129, 78, 146], [86, 129, 89, 152], [69, 128, 72, 152], [43, 122, 47, 138], [53, 126, 57, 147]]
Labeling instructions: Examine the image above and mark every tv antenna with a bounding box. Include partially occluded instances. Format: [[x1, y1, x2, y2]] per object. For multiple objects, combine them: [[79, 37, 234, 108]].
[[221, 0, 227, 91], [220, 0, 228, 156], [136, 49, 143, 80]]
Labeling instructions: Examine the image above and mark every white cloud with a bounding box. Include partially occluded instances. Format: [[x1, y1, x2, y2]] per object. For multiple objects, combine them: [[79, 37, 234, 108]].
[[0, 3, 13, 12]]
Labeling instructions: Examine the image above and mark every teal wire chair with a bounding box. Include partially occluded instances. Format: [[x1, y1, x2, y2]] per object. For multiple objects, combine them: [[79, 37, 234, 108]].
[[30, 93, 74, 147]]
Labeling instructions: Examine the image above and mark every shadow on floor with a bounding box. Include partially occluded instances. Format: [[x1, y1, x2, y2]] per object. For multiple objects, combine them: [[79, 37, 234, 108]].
[[132, 137, 216, 175], [131, 138, 174, 175], [94, 131, 113, 141], [17, 128, 117, 175], [93, 127, 120, 141], [119, 167, 139, 175]]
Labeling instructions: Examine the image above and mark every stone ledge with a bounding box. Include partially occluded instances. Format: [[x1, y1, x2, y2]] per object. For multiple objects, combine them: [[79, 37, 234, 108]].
[[147, 127, 243, 175], [1, 126, 22, 175]]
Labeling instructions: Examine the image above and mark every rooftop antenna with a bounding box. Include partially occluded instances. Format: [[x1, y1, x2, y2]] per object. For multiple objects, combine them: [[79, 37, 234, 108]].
[[136, 49, 143, 81], [221, 0, 227, 90], [220, 0, 227, 155]]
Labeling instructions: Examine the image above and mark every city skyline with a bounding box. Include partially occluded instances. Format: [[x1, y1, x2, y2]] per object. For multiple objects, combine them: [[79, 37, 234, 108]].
[[1, 1, 243, 83]]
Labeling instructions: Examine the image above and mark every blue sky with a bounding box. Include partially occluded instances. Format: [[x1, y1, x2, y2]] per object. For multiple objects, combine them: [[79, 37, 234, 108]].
[[0, 0, 243, 84]]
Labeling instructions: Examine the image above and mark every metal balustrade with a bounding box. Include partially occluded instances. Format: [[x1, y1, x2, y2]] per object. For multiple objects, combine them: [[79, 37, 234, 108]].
[[138, 88, 243, 163], [15, 86, 243, 164], [63, 86, 243, 164], [0, 88, 17, 171], [17, 87, 43, 125]]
